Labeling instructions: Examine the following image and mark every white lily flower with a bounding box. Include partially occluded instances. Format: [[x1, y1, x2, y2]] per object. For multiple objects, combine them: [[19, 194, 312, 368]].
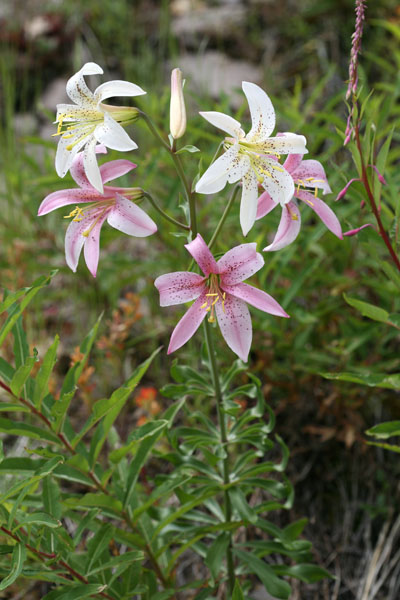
[[54, 62, 146, 193], [195, 82, 308, 236]]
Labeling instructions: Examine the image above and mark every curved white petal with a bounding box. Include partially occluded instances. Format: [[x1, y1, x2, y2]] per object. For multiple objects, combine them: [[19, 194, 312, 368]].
[[66, 62, 102, 107], [242, 82, 275, 141], [55, 134, 88, 178], [199, 111, 244, 139], [227, 154, 250, 184], [70, 145, 107, 188], [195, 145, 239, 195], [94, 113, 137, 151], [94, 80, 146, 103], [259, 158, 295, 206], [240, 170, 259, 236], [215, 294, 252, 362], [107, 194, 157, 237], [83, 138, 103, 193]]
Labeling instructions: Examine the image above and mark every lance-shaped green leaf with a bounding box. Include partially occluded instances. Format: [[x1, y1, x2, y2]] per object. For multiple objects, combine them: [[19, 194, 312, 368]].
[[88, 347, 162, 467], [343, 293, 389, 323], [322, 371, 400, 390], [85, 523, 114, 574], [13, 512, 61, 531], [42, 583, 108, 600], [0, 543, 26, 591], [72, 347, 161, 453], [234, 549, 291, 599], [366, 420, 400, 439], [33, 335, 59, 410], [0, 271, 57, 346], [205, 532, 230, 582], [132, 473, 192, 521], [0, 417, 60, 444], [232, 580, 245, 600], [0, 456, 63, 504], [272, 563, 332, 583], [230, 487, 257, 524], [10, 351, 38, 398]]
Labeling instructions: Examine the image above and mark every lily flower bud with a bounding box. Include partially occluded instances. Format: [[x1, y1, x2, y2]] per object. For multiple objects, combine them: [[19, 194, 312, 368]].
[[170, 68, 186, 140]]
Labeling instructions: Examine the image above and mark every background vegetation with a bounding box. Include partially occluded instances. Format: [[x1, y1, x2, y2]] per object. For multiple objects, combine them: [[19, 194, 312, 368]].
[[1, 0, 400, 598]]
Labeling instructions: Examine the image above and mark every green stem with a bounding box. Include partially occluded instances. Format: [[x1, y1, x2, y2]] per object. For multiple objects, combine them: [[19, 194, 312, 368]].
[[208, 185, 240, 251], [139, 111, 197, 236], [203, 320, 235, 595], [143, 192, 189, 230]]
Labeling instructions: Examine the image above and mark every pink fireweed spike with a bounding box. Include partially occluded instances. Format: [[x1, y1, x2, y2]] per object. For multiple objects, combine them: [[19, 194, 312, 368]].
[[257, 153, 342, 251], [154, 234, 289, 362], [38, 147, 157, 277]]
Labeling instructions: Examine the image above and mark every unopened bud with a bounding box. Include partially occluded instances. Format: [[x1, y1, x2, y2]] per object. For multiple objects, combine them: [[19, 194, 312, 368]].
[[102, 104, 140, 125], [336, 178, 360, 201], [170, 68, 186, 140], [343, 223, 373, 237]]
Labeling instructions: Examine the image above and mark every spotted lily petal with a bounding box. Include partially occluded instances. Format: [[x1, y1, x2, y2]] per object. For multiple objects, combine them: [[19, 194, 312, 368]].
[[256, 191, 278, 220], [242, 81, 275, 141], [218, 243, 264, 285], [296, 189, 342, 239], [255, 133, 307, 156], [94, 112, 137, 151], [291, 159, 332, 194], [107, 194, 157, 237], [65, 208, 109, 276], [66, 62, 102, 107], [199, 111, 244, 139], [55, 134, 88, 178], [70, 144, 107, 188], [83, 137, 103, 192], [263, 201, 301, 251], [94, 80, 146, 103], [240, 170, 259, 236], [38, 188, 101, 216], [185, 234, 218, 276], [195, 145, 240, 195], [100, 159, 137, 184], [154, 272, 205, 306], [258, 156, 295, 206], [215, 294, 252, 362], [222, 282, 289, 318], [167, 291, 208, 354]]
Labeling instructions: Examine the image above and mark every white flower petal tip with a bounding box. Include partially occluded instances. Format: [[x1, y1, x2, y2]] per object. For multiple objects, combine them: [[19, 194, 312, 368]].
[[81, 62, 104, 76]]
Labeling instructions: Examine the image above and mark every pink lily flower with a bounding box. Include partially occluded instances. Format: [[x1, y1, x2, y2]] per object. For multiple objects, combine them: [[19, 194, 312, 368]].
[[154, 234, 289, 362], [256, 153, 343, 251], [38, 146, 157, 277]]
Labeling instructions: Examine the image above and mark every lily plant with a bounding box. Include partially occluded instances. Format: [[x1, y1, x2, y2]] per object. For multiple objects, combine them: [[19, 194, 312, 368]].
[[256, 153, 342, 251], [155, 234, 288, 362], [54, 62, 146, 193], [195, 82, 308, 236], [38, 146, 157, 277]]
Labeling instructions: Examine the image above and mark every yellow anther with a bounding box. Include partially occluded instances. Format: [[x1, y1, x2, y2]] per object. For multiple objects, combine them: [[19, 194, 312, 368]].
[[200, 302, 208, 309], [208, 316, 216, 323], [314, 187, 318, 198], [269, 163, 284, 172], [211, 297, 219, 306], [304, 198, 314, 207], [206, 293, 218, 297], [287, 205, 298, 221], [64, 206, 85, 220], [82, 230, 90, 237], [206, 307, 211, 312], [305, 177, 314, 181], [223, 292, 226, 299]]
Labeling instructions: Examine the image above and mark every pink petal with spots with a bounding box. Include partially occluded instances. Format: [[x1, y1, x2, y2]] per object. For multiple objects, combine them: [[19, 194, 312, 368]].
[[65, 208, 108, 276], [167, 291, 208, 354], [100, 159, 137, 184], [155, 272, 205, 306], [296, 189, 342, 239], [107, 194, 157, 237], [83, 211, 109, 277], [38, 188, 102, 216], [256, 190, 278, 220], [221, 282, 289, 318], [218, 243, 264, 285], [70, 145, 107, 188], [185, 234, 218, 276], [215, 294, 252, 362], [283, 154, 303, 173], [291, 159, 331, 194], [263, 201, 301, 251]]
